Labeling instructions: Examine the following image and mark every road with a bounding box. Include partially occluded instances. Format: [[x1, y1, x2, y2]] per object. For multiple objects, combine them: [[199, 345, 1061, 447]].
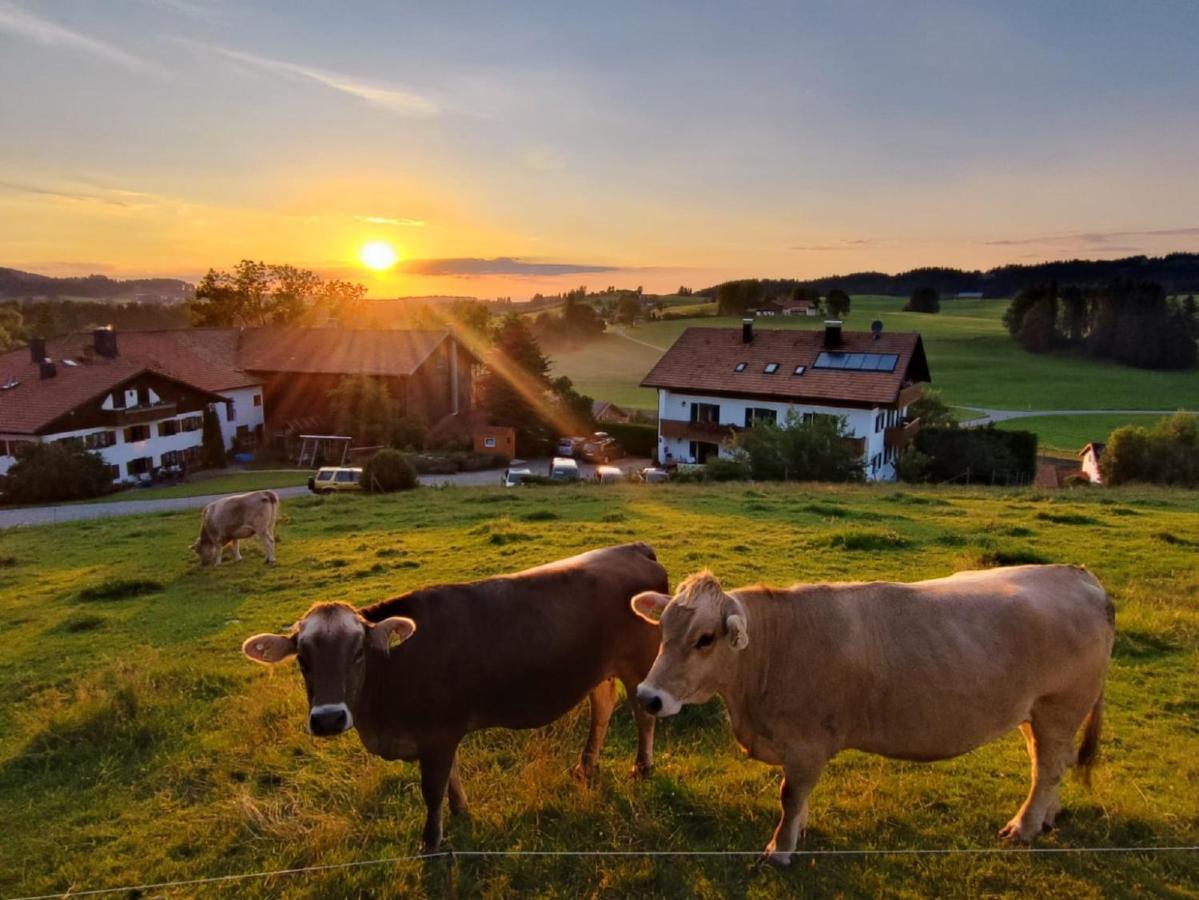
[[0, 457, 652, 529], [967, 408, 1184, 426]]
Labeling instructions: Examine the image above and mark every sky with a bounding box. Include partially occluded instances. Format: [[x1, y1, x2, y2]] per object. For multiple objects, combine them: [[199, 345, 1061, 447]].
[[2, 0, 1198, 299]]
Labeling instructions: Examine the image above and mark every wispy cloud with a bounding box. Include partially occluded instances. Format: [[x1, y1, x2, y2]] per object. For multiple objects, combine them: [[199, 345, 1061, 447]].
[[0, 179, 132, 207], [134, 0, 224, 23], [179, 40, 439, 116], [985, 227, 1199, 248], [403, 257, 617, 277], [0, 1, 144, 68], [355, 215, 426, 227], [790, 238, 879, 252]]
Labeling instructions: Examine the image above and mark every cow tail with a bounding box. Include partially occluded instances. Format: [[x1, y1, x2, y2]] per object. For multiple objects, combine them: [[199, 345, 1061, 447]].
[[266, 490, 281, 536], [1075, 690, 1103, 788]]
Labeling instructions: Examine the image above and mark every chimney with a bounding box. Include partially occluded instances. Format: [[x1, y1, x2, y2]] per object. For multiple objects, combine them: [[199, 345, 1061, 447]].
[[742, 317, 753, 344], [94, 327, 118, 358], [823, 319, 842, 347], [29, 337, 47, 363], [871, 319, 884, 340], [39, 360, 57, 380]]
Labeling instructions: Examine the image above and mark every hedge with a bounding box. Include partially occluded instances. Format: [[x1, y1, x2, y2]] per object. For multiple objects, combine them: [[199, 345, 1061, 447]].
[[601, 422, 657, 457], [912, 426, 1037, 485]]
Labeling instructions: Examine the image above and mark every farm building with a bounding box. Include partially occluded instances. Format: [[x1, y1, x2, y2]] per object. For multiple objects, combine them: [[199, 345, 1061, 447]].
[[0, 327, 475, 482], [641, 319, 930, 481], [748, 298, 817, 317], [1079, 442, 1105, 484]]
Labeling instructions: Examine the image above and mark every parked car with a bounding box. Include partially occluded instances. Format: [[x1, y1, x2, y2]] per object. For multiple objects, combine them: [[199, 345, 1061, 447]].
[[550, 457, 580, 481], [640, 467, 670, 484], [582, 432, 624, 463], [502, 466, 534, 487], [556, 436, 585, 457], [309, 466, 364, 494], [595, 464, 625, 484]]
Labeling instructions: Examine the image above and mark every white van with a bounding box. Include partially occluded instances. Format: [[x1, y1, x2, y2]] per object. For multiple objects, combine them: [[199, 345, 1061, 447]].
[[550, 456, 580, 481], [595, 465, 624, 484]]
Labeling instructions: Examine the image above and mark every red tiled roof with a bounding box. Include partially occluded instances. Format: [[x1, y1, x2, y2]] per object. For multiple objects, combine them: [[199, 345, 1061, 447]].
[[237, 328, 450, 376], [0, 357, 146, 435], [641, 326, 930, 407]]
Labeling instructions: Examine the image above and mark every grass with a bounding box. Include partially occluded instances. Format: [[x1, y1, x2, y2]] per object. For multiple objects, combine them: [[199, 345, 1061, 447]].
[[0, 482, 1197, 897], [551, 297, 1199, 415], [995, 413, 1192, 453], [88, 469, 310, 503]]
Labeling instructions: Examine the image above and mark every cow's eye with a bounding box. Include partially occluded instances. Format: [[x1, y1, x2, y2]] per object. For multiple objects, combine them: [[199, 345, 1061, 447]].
[[695, 633, 715, 650]]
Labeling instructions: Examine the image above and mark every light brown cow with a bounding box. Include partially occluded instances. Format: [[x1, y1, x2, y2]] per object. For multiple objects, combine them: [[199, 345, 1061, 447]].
[[192, 490, 279, 566], [632, 565, 1114, 863]]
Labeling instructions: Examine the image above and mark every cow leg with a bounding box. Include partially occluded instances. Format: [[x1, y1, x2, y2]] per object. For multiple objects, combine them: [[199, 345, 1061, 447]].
[[229, 539, 243, 562], [764, 755, 825, 866], [447, 752, 469, 815], [418, 745, 458, 852], [259, 530, 276, 565], [619, 675, 657, 777], [1000, 711, 1077, 842], [572, 677, 619, 780]]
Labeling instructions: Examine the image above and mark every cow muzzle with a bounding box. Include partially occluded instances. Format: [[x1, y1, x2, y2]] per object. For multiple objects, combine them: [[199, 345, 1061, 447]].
[[636, 684, 681, 718], [308, 703, 353, 736]]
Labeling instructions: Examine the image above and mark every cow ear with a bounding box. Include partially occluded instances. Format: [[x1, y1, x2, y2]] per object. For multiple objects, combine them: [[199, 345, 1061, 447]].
[[631, 591, 670, 624], [371, 616, 417, 652], [242, 633, 296, 665], [724, 614, 749, 650]]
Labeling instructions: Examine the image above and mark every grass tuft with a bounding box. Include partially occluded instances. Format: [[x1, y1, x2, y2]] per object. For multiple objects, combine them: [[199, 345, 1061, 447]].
[[1036, 511, 1100, 526], [828, 529, 910, 551], [976, 548, 1051, 567], [77, 578, 164, 602]]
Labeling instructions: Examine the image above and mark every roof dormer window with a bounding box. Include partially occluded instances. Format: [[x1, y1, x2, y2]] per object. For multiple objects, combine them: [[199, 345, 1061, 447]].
[[734, 362, 747, 372], [763, 363, 779, 374], [793, 365, 806, 375]]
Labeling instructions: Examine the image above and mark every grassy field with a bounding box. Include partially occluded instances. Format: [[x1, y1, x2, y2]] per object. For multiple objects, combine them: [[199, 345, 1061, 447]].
[[89, 470, 310, 503], [551, 297, 1199, 417], [995, 414, 1190, 454], [1, 483, 1197, 897]]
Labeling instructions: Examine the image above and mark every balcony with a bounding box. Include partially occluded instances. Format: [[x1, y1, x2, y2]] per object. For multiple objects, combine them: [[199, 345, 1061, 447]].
[[885, 416, 922, 450], [105, 402, 178, 426], [897, 382, 925, 409], [660, 419, 742, 443], [842, 436, 867, 457]]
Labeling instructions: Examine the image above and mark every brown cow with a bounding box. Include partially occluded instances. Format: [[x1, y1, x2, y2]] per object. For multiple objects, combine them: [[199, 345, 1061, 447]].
[[192, 490, 279, 566], [632, 565, 1114, 863], [241, 542, 667, 851]]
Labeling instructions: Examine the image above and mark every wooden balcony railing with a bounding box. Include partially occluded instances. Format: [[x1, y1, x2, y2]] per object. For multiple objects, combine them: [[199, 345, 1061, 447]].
[[660, 419, 742, 443], [884, 416, 922, 450], [105, 403, 178, 426]]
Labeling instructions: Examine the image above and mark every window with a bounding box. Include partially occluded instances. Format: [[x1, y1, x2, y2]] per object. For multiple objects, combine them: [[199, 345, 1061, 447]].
[[733, 362, 747, 373], [127, 456, 152, 476], [763, 362, 779, 374], [744, 408, 777, 428], [110, 390, 126, 410], [316, 470, 335, 482], [689, 402, 720, 424], [161, 450, 179, 467], [124, 424, 151, 443], [84, 430, 116, 449], [253, 394, 263, 407], [484, 437, 497, 448], [226, 400, 235, 422], [813, 352, 899, 372], [104, 464, 120, 481], [180, 415, 202, 432], [55, 436, 84, 450], [792, 365, 806, 376], [159, 420, 180, 437], [875, 413, 883, 433], [181, 446, 201, 464], [334, 470, 359, 483]]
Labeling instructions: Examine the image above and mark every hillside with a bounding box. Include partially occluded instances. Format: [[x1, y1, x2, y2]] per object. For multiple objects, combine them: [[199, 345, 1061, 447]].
[[0, 483, 1196, 897], [0, 267, 193, 304]]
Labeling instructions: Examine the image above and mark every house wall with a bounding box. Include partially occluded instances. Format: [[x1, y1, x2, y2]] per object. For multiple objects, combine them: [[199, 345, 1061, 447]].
[[655, 388, 910, 482], [1081, 450, 1103, 484], [218, 385, 265, 449]]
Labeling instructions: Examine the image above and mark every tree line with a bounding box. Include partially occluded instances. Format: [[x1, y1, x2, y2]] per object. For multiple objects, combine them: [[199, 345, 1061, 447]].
[[1004, 280, 1197, 370]]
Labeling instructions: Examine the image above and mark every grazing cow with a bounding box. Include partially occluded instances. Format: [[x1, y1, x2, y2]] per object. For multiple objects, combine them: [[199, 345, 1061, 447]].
[[192, 490, 279, 566], [241, 542, 667, 851], [631, 565, 1114, 863]]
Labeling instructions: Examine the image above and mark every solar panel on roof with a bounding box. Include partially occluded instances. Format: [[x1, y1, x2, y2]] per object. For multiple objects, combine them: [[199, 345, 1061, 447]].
[[813, 351, 898, 372]]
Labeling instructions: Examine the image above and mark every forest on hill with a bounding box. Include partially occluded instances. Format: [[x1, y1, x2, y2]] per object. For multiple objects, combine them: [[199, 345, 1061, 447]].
[[0, 267, 193, 303]]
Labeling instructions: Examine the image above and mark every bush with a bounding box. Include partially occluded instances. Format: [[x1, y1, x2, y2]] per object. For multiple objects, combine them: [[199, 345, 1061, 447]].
[[392, 414, 430, 451], [912, 426, 1037, 485], [731, 411, 865, 483], [704, 455, 751, 481], [407, 452, 508, 475], [602, 422, 657, 457], [1101, 412, 1199, 486], [200, 405, 227, 470], [362, 449, 418, 493], [895, 448, 932, 483], [2, 442, 113, 504], [904, 286, 941, 314]]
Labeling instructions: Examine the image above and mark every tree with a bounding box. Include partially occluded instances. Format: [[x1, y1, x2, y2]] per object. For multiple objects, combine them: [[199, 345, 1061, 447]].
[[825, 288, 850, 318], [550, 376, 594, 435], [0, 305, 23, 351], [615, 294, 641, 324], [731, 411, 865, 482], [904, 286, 941, 314], [1004, 282, 1058, 353], [1, 442, 112, 503], [480, 315, 555, 453], [716, 280, 763, 316], [328, 375, 397, 447], [362, 449, 418, 492], [1101, 413, 1199, 486], [200, 405, 227, 469], [190, 260, 368, 327], [907, 388, 957, 428]]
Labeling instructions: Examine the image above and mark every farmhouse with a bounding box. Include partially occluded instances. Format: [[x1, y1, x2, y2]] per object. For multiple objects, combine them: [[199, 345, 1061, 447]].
[[641, 319, 930, 481], [1079, 442, 1105, 484], [748, 298, 817, 317], [0, 327, 474, 482]]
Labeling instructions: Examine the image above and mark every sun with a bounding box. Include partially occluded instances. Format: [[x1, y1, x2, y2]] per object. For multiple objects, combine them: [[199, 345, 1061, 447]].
[[360, 241, 399, 271]]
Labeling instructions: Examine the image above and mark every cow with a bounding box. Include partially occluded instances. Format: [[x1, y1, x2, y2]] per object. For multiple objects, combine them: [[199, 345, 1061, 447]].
[[631, 565, 1114, 864], [192, 490, 279, 566], [241, 542, 667, 851]]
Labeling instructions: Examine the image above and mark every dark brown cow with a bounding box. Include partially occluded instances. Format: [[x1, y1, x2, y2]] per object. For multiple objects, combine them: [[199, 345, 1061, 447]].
[[242, 542, 667, 851]]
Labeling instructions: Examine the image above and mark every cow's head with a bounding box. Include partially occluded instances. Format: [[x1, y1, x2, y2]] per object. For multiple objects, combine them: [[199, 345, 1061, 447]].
[[191, 533, 220, 566], [631, 570, 749, 717], [241, 602, 415, 736]]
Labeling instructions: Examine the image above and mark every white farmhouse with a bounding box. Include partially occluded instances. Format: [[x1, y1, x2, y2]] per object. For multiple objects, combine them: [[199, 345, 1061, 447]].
[[641, 319, 931, 481], [1078, 442, 1105, 484]]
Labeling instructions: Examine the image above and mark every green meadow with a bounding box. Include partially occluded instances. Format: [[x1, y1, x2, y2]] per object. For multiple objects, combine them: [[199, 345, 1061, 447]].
[[1, 483, 1197, 897], [550, 298, 1199, 435]]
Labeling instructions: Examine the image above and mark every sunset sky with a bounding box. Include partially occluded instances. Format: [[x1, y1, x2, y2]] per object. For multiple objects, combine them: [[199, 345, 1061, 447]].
[[2, 0, 1198, 298]]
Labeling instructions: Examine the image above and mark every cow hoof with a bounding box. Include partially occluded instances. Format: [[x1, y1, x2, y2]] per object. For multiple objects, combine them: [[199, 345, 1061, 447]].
[[760, 847, 793, 867], [631, 762, 654, 780], [998, 820, 1040, 843], [570, 762, 599, 782]]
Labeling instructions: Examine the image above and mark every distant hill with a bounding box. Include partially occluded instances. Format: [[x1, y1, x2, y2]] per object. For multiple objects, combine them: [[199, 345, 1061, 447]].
[[698, 252, 1199, 299], [0, 267, 193, 304]]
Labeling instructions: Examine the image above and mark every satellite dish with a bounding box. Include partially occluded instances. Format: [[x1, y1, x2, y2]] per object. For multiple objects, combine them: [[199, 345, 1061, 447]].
[[871, 319, 883, 336]]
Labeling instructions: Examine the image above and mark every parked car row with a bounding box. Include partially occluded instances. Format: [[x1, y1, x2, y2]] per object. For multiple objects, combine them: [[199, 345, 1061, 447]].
[[557, 432, 625, 464]]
